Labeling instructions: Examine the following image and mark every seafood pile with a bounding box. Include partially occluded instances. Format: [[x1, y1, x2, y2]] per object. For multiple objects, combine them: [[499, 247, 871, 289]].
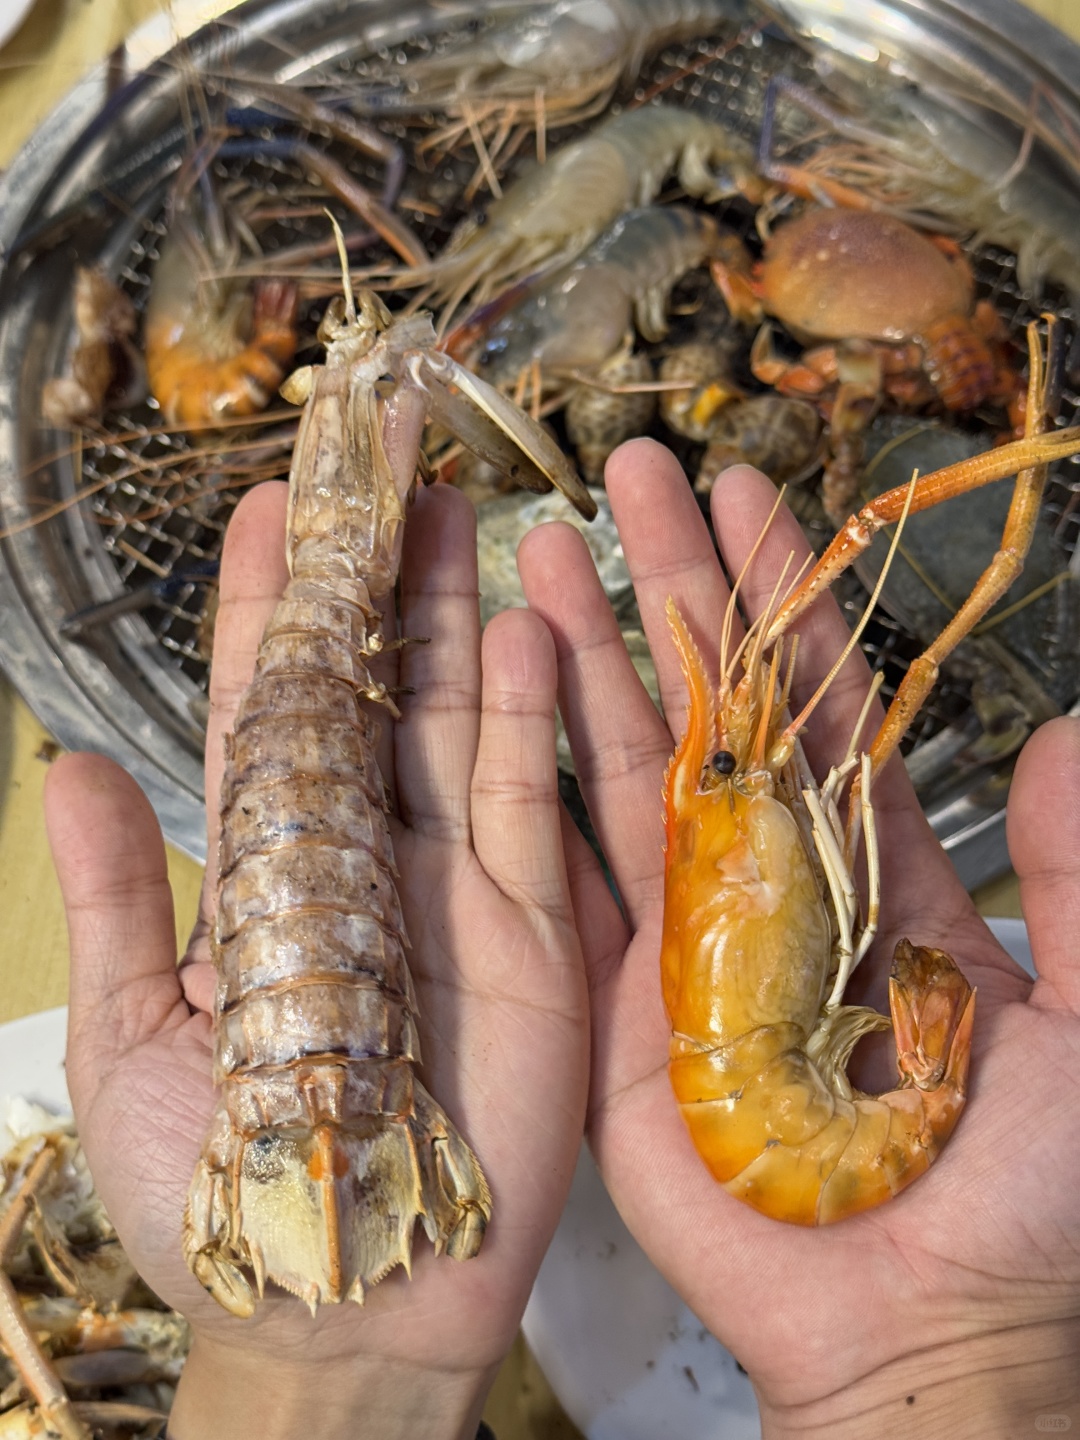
[[0, 1102, 189, 1439]]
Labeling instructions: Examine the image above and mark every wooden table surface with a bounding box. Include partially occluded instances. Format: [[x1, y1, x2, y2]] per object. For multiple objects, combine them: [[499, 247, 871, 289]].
[[0, 2, 1073, 1436]]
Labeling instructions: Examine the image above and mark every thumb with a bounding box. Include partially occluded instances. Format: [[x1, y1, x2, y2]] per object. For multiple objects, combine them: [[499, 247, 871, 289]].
[[43, 753, 190, 1097], [1008, 715, 1080, 1013]]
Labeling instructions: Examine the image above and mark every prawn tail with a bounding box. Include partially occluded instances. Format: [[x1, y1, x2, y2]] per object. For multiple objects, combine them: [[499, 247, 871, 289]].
[[183, 1080, 491, 1317], [675, 939, 975, 1227], [889, 937, 975, 1120], [812, 939, 975, 1225]]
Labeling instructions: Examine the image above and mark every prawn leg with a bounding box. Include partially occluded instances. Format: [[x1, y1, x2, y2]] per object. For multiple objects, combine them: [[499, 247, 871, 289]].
[[860, 323, 1058, 780]]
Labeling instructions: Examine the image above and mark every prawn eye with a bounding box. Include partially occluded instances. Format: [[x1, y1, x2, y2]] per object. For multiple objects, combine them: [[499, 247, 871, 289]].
[[711, 750, 737, 776]]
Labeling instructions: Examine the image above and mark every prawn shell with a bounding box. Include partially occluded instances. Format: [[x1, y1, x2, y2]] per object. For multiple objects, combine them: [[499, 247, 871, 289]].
[[663, 787, 832, 1046], [760, 209, 973, 341]]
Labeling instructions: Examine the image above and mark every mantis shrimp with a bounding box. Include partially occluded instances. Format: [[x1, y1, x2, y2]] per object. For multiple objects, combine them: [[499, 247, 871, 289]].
[[182, 245, 593, 1315], [662, 322, 1080, 1222]]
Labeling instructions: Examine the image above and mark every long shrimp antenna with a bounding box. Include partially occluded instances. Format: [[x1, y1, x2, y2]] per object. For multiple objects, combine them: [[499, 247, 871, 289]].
[[725, 543, 814, 694], [752, 638, 785, 766], [842, 668, 886, 771], [719, 485, 790, 692], [781, 470, 920, 745], [778, 632, 801, 715], [742, 552, 799, 763]]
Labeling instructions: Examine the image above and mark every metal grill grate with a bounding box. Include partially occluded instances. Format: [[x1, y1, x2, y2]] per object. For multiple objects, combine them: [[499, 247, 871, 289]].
[[1, 0, 1078, 871]]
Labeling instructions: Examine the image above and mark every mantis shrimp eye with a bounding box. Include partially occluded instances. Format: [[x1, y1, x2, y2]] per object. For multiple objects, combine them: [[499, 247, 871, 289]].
[[711, 750, 737, 776]]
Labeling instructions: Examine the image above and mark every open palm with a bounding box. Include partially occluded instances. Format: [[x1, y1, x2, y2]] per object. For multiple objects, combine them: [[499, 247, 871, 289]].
[[44, 480, 589, 1429], [519, 440, 1080, 1429]]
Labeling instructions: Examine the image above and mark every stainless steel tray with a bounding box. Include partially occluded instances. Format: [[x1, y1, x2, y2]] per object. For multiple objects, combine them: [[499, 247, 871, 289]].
[[0, 0, 1078, 882]]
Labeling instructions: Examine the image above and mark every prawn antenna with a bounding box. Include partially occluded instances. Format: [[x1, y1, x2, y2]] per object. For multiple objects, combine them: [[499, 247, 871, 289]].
[[719, 484, 790, 689], [726, 547, 798, 697], [782, 469, 920, 743], [752, 639, 785, 766], [778, 632, 801, 715]]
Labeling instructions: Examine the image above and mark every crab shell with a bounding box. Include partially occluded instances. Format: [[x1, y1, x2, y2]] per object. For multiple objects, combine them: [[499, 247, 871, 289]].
[[758, 209, 974, 343]]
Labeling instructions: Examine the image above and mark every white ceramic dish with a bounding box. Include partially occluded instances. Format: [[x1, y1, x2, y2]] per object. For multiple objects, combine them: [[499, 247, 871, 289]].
[[0, 918, 1035, 1438], [0, 1004, 70, 1150]]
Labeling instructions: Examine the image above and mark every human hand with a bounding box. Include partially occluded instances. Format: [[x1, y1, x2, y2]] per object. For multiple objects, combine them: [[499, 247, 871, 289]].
[[518, 439, 1080, 1437], [44, 480, 590, 1440]]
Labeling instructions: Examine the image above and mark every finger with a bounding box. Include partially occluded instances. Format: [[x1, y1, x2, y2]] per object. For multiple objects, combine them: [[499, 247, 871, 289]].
[[518, 518, 671, 928], [471, 607, 571, 918], [204, 481, 289, 882], [396, 484, 481, 840], [603, 439, 733, 718], [1010, 716, 1080, 1012], [43, 754, 188, 1086], [559, 805, 629, 996]]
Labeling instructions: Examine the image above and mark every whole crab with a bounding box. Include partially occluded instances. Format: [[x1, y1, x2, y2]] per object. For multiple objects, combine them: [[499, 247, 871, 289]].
[[713, 206, 1024, 521]]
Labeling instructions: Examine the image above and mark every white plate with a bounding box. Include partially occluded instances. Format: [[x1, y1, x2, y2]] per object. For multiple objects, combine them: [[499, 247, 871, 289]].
[[522, 915, 1035, 1439], [0, 917, 1035, 1438], [0, 1005, 69, 1150]]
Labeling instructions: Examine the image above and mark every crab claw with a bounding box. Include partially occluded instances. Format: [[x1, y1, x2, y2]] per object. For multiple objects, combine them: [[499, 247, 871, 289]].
[[406, 350, 597, 519]]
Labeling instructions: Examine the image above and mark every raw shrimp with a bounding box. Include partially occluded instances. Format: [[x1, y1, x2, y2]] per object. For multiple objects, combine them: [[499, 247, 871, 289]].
[[402, 104, 767, 312], [144, 146, 300, 430], [661, 324, 1080, 1223], [350, 0, 733, 132], [183, 257, 593, 1316], [0, 1113, 182, 1440]]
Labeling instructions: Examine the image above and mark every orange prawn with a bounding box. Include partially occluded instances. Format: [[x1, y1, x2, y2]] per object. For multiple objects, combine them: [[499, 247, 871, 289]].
[[660, 321, 1080, 1224], [144, 141, 299, 430]]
